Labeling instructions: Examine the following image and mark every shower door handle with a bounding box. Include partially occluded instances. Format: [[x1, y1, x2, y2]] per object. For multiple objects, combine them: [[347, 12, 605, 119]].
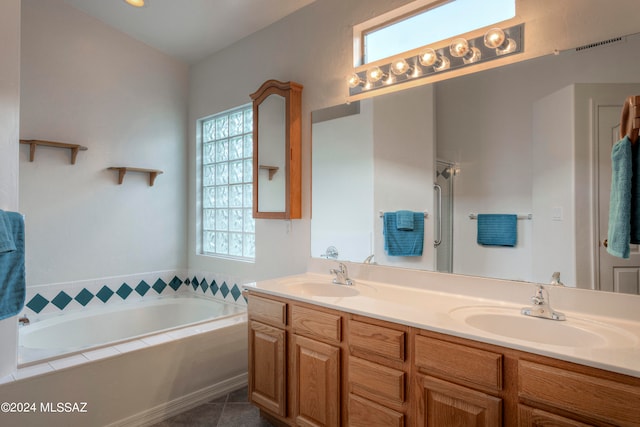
[[434, 184, 442, 247]]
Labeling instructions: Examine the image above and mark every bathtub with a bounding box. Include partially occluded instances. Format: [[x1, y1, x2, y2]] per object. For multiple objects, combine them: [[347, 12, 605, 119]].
[[19, 294, 245, 363], [3, 294, 249, 427]]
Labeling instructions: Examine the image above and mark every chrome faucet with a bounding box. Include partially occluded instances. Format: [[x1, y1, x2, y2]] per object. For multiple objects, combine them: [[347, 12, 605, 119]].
[[363, 254, 376, 264], [521, 284, 566, 321], [330, 262, 353, 286], [18, 314, 30, 326]]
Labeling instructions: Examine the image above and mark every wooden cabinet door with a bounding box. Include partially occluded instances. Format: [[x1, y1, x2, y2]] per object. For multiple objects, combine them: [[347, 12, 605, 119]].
[[248, 320, 286, 417], [415, 374, 502, 427], [518, 405, 595, 427], [291, 334, 340, 427]]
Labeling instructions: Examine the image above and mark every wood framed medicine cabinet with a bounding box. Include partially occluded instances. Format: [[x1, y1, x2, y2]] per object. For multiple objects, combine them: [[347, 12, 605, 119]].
[[250, 79, 303, 219]]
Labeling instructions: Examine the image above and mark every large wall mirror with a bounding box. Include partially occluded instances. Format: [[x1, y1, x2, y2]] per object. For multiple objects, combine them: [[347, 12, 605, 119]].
[[312, 33, 640, 294], [251, 80, 303, 219]]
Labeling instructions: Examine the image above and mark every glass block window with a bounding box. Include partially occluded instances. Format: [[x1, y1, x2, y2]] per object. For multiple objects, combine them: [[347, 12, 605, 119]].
[[200, 104, 255, 260]]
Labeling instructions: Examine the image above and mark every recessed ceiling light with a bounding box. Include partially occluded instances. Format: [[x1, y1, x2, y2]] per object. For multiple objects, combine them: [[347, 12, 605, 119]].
[[124, 0, 146, 7]]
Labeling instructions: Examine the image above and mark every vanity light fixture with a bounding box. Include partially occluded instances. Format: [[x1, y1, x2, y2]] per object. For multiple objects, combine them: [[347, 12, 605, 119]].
[[449, 38, 482, 64], [390, 58, 414, 76], [484, 27, 517, 55], [348, 73, 364, 88], [348, 23, 524, 97], [124, 0, 146, 7], [366, 66, 388, 84]]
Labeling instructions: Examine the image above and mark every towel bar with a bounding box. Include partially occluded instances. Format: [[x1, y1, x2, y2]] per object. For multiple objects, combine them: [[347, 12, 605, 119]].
[[469, 213, 532, 220], [379, 211, 428, 218]]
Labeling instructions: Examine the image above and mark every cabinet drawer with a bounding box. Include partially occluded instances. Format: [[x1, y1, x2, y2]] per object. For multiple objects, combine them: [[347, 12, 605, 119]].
[[518, 360, 640, 426], [349, 356, 405, 404], [291, 304, 342, 343], [518, 405, 595, 427], [349, 393, 404, 427], [349, 320, 405, 363], [248, 294, 286, 327], [414, 335, 503, 391]]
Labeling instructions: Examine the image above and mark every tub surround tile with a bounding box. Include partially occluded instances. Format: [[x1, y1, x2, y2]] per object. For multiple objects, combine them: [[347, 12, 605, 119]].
[[0, 373, 16, 385], [82, 346, 120, 361], [141, 333, 173, 346], [48, 354, 89, 370], [113, 339, 148, 354], [13, 362, 54, 380]]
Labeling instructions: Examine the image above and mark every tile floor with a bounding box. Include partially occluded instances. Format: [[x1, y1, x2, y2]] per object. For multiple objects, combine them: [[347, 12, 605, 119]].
[[153, 386, 274, 427]]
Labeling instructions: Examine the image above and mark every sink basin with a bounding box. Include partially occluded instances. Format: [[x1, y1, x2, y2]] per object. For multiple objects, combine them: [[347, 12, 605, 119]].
[[449, 306, 637, 348], [286, 282, 359, 297]]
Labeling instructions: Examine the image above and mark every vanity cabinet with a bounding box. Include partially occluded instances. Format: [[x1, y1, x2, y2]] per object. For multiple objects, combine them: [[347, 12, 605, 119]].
[[246, 291, 640, 427], [247, 295, 287, 417]]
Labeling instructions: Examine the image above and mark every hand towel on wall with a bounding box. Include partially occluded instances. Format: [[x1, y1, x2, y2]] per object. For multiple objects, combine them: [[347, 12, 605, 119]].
[[476, 214, 517, 247], [0, 210, 26, 320], [383, 211, 424, 256], [631, 140, 640, 244], [607, 135, 632, 258], [396, 210, 415, 231]]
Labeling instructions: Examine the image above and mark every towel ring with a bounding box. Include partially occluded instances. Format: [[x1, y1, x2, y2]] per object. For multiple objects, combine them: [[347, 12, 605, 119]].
[[620, 95, 640, 143]]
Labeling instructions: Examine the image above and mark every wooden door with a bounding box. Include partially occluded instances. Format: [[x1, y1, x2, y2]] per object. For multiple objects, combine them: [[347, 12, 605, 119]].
[[290, 334, 340, 427], [414, 375, 501, 427], [248, 321, 287, 417]]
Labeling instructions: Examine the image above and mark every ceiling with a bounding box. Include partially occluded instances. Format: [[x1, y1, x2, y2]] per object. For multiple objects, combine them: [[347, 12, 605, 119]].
[[63, 0, 316, 64]]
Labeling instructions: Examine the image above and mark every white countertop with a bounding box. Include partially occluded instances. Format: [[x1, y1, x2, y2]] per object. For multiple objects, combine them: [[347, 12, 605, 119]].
[[244, 268, 640, 379]]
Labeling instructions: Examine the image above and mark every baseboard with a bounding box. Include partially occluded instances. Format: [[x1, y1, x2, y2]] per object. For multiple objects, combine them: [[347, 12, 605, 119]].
[[105, 373, 248, 427]]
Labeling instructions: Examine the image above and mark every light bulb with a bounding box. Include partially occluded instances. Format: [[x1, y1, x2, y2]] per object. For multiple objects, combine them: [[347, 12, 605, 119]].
[[484, 27, 517, 55], [463, 47, 481, 64], [433, 56, 450, 72], [449, 38, 470, 58], [124, 0, 145, 7], [418, 49, 437, 67], [347, 73, 362, 88], [484, 28, 505, 49], [366, 66, 386, 83], [390, 58, 412, 76]]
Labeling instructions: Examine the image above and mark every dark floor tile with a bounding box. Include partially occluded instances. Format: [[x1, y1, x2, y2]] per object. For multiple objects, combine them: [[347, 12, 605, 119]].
[[218, 403, 274, 427], [154, 403, 224, 427], [227, 386, 249, 403], [209, 393, 229, 404]]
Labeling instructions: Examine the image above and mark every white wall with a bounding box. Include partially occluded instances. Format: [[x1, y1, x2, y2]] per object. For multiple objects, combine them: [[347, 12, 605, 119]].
[[187, 0, 417, 282], [19, 0, 189, 285], [0, 0, 21, 380]]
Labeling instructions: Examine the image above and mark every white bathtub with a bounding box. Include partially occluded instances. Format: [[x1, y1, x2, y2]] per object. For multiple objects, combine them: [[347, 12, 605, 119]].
[[19, 294, 245, 364], [3, 294, 249, 427]]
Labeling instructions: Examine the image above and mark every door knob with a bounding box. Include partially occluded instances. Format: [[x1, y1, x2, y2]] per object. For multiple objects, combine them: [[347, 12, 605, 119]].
[[603, 239, 608, 248]]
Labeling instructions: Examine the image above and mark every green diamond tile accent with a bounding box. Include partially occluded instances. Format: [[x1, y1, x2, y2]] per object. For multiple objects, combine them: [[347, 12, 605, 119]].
[[169, 276, 182, 291], [200, 278, 209, 293], [96, 286, 114, 303], [26, 294, 49, 313], [184, 278, 191, 286], [220, 282, 230, 298], [116, 283, 133, 300], [74, 288, 94, 306], [135, 280, 150, 296], [152, 278, 167, 294], [51, 291, 73, 310], [191, 277, 199, 291], [230, 284, 242, 301], [210, 280, 219, 295]]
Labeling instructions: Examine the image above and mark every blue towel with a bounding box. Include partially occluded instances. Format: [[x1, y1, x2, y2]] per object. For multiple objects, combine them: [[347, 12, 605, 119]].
[[383, 212, 424, 256], [608, 136, 632, 258], [631, 140, 640, 244], [0, 210, 25, 321], [477, 214, 517, 246], [396, 210, 414, 231]]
